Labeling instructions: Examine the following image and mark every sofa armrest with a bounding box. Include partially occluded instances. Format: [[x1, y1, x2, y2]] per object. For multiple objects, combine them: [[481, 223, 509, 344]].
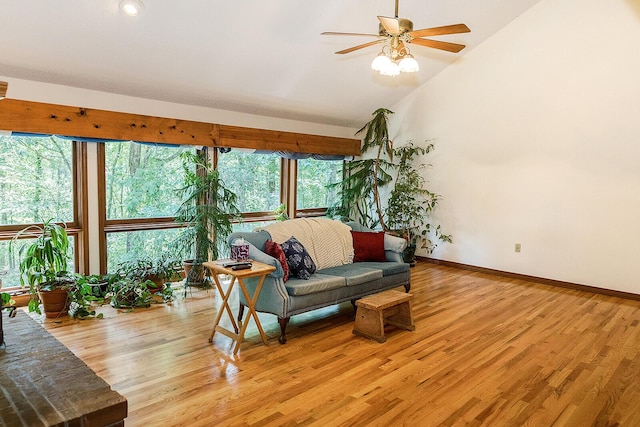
[[384, 233, 407, 263], [247, 242, 284, 279]]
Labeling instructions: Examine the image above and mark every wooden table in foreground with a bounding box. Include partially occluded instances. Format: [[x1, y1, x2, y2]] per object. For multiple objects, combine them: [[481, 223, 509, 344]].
[[203, 260, 276, 354], [0, 310, 127, 427]]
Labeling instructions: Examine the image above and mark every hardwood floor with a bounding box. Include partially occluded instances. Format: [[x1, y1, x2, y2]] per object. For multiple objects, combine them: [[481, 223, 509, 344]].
[[41, 263, 640, 426]]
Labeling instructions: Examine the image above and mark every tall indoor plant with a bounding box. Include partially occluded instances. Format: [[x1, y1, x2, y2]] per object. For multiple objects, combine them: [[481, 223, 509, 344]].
[[329, 108, 394, 229], [174, 150, 241, 286], [385, 141, 452, 263]]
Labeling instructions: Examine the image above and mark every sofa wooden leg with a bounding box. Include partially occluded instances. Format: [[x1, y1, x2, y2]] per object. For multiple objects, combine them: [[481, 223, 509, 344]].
[[278, 317, 290, 344], [350, 299, 358, 313], [238, 304, 245, 324], [404, 284, 411, 293]]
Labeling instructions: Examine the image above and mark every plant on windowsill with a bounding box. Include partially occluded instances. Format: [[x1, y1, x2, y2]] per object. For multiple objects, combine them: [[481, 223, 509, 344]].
[[174, 150, 242, 287], [10, 219, 98, 319], [385, 141, 452, 264]]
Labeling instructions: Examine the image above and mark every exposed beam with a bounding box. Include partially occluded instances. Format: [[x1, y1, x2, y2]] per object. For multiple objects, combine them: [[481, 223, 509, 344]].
[[219, 125, 361, 156], [0, 98, 361, 155]]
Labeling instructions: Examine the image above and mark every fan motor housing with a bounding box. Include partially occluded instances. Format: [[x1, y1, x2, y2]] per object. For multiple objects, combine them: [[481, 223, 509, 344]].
[[378, 18, 413, 35]]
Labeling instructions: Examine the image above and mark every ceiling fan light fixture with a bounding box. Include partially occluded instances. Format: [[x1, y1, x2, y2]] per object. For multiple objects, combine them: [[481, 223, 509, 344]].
[[120, 0, 144, 16], [380, 61, 400, 77], [371, 52, 392, 72], [398, 54, 419, 73]]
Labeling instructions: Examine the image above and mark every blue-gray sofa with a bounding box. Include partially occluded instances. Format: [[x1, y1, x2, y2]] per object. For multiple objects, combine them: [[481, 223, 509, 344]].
[[227, 219, 411, 344]]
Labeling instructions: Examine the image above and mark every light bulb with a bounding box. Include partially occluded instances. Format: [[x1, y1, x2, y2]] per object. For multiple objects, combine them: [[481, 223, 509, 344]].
[[371, 53, 392, 72], [120, 0, 144, 16], [398, 55, 419, 73], [380, 61, 400, 76]]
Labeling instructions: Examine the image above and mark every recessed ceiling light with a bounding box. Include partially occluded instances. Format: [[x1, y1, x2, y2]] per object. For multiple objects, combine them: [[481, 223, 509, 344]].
[[120, 0, 144, 17]]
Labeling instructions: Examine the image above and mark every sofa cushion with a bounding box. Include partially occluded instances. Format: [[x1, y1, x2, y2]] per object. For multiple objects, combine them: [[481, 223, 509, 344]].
[[354, 261, 410, 277], [281, 236, 317, 280], [351, 230, 386, 262], [284, 274, 345, 296], [265, 239, 289, 282], [318, 264, 383, 287]]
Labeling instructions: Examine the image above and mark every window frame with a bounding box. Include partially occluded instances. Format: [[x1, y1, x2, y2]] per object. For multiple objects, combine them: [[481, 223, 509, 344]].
[[97, 142, 191, 274], [0, 138, 87, 292], [293, 157, 345, 219]]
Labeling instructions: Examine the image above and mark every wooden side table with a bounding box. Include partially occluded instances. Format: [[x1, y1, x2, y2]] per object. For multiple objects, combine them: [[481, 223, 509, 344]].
[[203, 260, 275, 354], [353, 290, 415, 343]]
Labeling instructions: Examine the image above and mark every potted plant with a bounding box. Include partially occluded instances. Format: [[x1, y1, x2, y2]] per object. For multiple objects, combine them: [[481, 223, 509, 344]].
[[174, 150, 241, 286], [10, 219, 75, 317], [115, 254, 180, 293], [328, 108, 395, 229], [106, 276, 174, 310], [385, 141, 452, 264]]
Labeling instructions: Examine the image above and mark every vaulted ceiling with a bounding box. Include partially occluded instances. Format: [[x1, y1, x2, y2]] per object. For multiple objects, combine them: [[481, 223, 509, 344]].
[[0, 0, 541, 128]]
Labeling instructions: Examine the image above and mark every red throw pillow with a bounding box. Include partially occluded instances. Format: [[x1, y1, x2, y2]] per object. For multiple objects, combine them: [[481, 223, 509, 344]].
[[351, 231, 386, 262], [265, 239, 290, 282]]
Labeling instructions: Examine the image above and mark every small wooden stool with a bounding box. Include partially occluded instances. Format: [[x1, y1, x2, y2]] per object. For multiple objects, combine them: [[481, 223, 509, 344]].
[[353, 290, 415, 343]]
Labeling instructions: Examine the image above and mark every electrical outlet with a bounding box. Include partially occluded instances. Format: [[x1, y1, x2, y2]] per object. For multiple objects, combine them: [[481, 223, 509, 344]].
[[515, 243, 521, 253]]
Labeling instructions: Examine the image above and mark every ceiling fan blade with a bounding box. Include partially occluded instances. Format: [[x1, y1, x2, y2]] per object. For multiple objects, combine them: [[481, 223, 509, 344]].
[[321, 32, 381, 37], [409, 23, 470, 39], [410, 38, 466, 53], [335, 39, 383, 54], [378, 16, 401, 35]]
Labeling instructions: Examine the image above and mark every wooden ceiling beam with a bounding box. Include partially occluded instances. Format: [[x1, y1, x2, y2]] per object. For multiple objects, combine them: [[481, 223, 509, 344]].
[[0, 98, 361, 156], [218, 125, 360, 156]]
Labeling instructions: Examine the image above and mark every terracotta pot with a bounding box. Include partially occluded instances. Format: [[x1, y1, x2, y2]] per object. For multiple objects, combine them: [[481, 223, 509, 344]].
[[145, 274, 165, 294], [38, 287, 70, 318], [182, 260, 205, 286]]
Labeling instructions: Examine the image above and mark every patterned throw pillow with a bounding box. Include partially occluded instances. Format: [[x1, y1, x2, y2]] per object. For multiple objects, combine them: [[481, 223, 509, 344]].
[[264, 239, 289, 282], [281, 236, 317, 280]]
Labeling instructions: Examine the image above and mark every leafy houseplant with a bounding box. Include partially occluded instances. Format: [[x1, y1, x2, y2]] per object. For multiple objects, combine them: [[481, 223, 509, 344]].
[[385, 141, 452, 263], [329, 108, 394, 229], [115, 254, 181, 293], [10, 220, 101, 319], [174, 150, 241, 286], [11, 219, 74, 317]]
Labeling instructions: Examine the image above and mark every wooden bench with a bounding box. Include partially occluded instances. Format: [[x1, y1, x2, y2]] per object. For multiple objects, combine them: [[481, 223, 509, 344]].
[[353, 290, 415, 343]]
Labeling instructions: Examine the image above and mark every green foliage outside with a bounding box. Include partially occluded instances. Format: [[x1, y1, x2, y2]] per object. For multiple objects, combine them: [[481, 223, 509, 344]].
[[217, 150, 281, 212], [297, 158, 342, 210], [0, 135, 73, 225], [0, 137, 345, 286]]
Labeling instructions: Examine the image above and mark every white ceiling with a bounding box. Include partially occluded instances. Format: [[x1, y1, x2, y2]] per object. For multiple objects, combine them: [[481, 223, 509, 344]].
[[0, 0, 541, 128]]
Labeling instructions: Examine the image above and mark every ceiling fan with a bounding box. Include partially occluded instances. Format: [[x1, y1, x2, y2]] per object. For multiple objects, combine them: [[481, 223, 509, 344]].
[[321, 0, 470, 76]]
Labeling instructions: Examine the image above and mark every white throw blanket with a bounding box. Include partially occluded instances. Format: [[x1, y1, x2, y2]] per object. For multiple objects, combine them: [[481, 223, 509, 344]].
[[258, 218, 354, 270]]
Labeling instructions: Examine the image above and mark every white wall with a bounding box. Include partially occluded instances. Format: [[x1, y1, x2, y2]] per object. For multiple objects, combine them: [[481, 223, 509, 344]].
[[390, 0, 640, 293]]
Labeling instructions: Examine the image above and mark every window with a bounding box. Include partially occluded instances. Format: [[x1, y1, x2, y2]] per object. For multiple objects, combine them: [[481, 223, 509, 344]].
[[296, 158, 343, 217], [105, 142, 189, 220], [216, 150, 283, 218], [0, 134, 75, 225], [101, 142, 194, 272], [0, 134, 82, 289]]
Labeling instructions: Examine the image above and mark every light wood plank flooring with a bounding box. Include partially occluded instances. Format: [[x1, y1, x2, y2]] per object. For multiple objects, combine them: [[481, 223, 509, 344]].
[[40, 262, 640, 426]]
